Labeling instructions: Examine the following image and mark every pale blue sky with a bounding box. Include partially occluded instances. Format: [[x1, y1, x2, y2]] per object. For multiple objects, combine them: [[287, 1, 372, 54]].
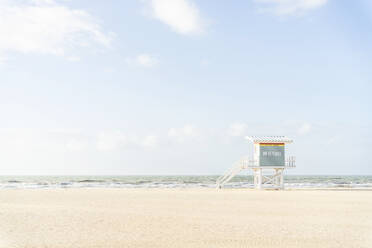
[[0, 0, 371, 175]]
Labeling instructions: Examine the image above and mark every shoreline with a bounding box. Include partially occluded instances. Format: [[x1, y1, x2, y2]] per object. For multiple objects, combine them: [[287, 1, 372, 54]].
[[1, 175, 371, 190], [1, 187, 372, 191]]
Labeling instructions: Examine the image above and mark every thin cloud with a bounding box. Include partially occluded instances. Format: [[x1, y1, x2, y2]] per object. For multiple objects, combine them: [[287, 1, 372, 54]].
[[67, 56, 81, 62], [255, 0, 328, 16], [126, 54, 159, 67], [297, 123, 312, 135], [0, 56, 8, 65], [65, 139, 86, 152], [141, 135, 158, 148], [136, 54, 159, 67], [227, 122, 248, 137], [0, 0, 113, 60], [168, 125, 199, 143], [96, 131, 159, 151], [146, 0, 206, 35]]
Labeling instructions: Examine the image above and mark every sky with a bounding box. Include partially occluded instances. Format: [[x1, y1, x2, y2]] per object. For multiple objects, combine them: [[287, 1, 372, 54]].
[[0, 0, 371, 175]]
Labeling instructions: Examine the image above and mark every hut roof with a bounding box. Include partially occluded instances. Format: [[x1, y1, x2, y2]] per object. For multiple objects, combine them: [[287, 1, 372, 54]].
[[245, 136, 293, 144]]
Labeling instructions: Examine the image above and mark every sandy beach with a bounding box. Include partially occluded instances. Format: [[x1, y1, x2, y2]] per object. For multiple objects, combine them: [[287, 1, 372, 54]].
[[0, 188, 371, 248]]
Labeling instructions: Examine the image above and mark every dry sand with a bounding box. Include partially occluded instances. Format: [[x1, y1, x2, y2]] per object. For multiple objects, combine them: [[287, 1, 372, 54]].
[[0, 188, 371, 248]]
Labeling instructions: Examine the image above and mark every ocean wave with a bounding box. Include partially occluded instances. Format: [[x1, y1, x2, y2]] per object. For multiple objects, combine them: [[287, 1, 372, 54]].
[[1, 176, 372, 190], [75, 180, 106, 183]]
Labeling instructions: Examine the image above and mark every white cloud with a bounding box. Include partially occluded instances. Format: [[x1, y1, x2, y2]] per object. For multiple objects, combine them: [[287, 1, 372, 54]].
[[1, 123, 370, 175], [0, 128, 159, 153], [103, 67, 116, 73], [30, 0, 55, 4], [0, 56, 8, 65], [65, 139, 86, 151], [126, 54, 159, 67], [168, 125, 199, 143], [200, 58, 210, 66], [0, 0, 112, 60], [66, 56, 81, 62], [141, 135, 158, 147], [96, 131, 128, 151], [255, 0, 328, 15], [297, 123, 312, 135], [146, 0, 205, 35], [326, 136, 338, 145], [136, 54, 159, 67], [96, 131, 159, 151], [228, 122, 248, 137]]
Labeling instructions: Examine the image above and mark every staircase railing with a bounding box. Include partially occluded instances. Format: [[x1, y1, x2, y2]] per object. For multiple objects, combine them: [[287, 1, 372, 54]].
[[285, 156, 296, 167], [216, 156, 296, 188], [216, 157, 255, 188]]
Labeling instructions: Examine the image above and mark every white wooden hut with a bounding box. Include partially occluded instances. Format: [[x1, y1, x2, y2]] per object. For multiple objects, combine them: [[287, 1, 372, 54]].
[[216, 136, 295, 189]]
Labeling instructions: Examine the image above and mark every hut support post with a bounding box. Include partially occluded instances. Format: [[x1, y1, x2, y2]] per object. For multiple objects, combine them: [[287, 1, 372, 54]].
[[254, 168, 262, 189], [279, 169, 284, 189], [253, 168, 285, 190], [275, 168, 284, 189]]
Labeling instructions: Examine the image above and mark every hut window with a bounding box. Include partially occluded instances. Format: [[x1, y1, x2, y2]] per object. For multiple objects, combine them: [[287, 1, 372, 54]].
[[263, 151, 281, 156]]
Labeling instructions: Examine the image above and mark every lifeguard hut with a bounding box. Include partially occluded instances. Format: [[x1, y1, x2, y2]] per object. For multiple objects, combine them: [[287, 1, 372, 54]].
[[216, 136, 295, 189]]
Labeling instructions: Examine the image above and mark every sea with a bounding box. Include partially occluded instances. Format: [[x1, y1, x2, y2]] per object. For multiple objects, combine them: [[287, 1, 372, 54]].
[[0, 175, 372, 189]]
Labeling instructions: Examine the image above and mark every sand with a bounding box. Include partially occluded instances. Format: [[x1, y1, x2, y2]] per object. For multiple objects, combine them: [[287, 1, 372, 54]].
[[0, 188, 371, 248]]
